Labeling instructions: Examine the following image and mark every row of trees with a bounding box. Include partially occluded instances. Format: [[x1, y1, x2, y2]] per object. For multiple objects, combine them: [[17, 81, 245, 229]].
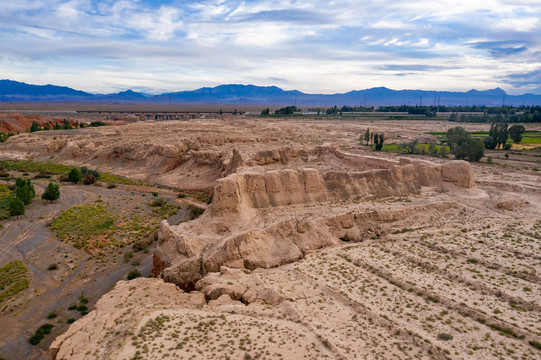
[[360, 128, 385, 151], [7, 165, 101, 218], [29, 120, 107, 133], [449, 112, 541, 123], [479, 123, 524, 150], [273, 106, 299, 115]]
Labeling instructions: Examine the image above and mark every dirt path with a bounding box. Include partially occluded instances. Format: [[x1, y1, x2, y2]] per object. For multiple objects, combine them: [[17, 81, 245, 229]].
[[0, 181, 176, 360]]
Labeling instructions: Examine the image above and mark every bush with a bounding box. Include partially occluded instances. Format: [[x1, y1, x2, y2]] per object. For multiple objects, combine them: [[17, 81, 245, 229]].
[[107, 184, 116, 189], [47, 312, 57, 319], [127, 269, 141, 280], [0, 171, 9, 178], [454, 138, 484, 162], [47, 263, 58, 270], [82, 174, 97, 185], [150, 199, 166, 207], [124, 250, 134, 263], [29, 324, 54, 345], [188, 205, 205, 220], [437, 333, 453, 341], [398, 139, 419, 154], [67, 318, 75, 324], [81, 167, 100, 179], [35, 171, 52, 179], [68, 168, 82, 183]]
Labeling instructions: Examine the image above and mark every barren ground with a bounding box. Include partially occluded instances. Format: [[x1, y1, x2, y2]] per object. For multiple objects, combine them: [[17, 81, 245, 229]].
[[1, 115, 540, 360]]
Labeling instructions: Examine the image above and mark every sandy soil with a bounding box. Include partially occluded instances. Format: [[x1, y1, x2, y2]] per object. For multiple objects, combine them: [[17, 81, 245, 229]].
[[1, 115, 540, 360]]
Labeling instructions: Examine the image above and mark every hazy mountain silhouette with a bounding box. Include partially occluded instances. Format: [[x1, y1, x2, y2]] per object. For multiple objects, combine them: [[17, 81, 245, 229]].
[[1, 80, 540, 106]]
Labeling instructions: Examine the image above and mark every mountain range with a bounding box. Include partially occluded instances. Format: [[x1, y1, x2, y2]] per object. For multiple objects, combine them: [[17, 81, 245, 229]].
[[1, 79, 540, 106]]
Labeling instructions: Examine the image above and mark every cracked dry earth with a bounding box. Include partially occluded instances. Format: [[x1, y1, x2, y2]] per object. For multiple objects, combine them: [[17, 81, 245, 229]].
[[2, 117, 540, 359]]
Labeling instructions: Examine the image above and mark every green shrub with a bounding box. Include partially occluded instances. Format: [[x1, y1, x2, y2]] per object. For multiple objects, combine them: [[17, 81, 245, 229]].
[[29, 324, 54, 345], [47, 312, 57, 319], [437, 333, 453, 341], [127, 269, 141, 280], [0, 260, 29, 303], [51, 203, 117, 249], [188, 205, 205, 220], [9, 197, 25, 218], [68, 168, 82, 183], [150, 199, 166, 207]]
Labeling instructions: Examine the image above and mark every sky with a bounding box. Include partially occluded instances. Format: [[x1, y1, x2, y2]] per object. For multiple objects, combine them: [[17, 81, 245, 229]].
[[1, 0, 540, 95]]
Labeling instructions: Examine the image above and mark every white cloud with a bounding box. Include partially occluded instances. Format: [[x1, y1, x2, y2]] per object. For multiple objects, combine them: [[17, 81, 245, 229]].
[[1, 0, 540, 94]]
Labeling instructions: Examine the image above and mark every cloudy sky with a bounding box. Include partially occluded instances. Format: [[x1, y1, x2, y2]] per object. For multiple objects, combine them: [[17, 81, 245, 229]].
[[1, 0, 540, 94]]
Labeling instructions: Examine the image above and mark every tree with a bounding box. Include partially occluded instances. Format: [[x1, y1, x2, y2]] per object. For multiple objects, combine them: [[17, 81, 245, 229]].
[[30, 121, 40, 132], [42, 182, 60, 203], [490, 122, 508, 149], [428, 143, 438, 156], [15, 178, 35, 205], [446, 127, 470, 151], [68, 168, 82, 183], [364, 128, 370, 146], [484, 136, 496, 150], [508, 125, 525, 143], [373, 133, 385, 151], [454, 138, 484, 162], [399, 139, 419, 154], [9, 197, 25, 218]]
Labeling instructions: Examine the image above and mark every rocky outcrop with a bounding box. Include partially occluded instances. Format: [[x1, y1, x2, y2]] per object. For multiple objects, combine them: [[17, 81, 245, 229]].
[[49, 278, 206, 360], [154, 156, 474, 290], [210, 161, 473, 216], [155, 197, 460, 289]]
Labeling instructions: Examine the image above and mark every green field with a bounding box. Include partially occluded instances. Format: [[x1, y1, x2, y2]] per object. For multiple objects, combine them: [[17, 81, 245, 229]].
[[0, 183, 12, 220], [372, 143, 450, 154], [0, 260, 30, 303], [0, 160, 141, 185], [51, 203, 117, 249], [425, 130, 541, 145]]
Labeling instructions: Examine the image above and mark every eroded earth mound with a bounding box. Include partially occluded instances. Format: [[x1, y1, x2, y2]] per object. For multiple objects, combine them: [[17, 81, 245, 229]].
[[2, 117, 541, 360]]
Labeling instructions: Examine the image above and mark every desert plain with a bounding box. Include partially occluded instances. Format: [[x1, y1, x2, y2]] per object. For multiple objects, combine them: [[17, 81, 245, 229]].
[[0, 110, 540, 360]]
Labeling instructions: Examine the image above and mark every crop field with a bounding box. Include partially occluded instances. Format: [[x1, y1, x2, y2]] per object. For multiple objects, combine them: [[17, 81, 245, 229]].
[[426, 130, 541, 147]]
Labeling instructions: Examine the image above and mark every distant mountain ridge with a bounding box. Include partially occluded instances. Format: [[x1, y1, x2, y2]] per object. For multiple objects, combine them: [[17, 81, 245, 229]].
[[1, 79, 540, 106]]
